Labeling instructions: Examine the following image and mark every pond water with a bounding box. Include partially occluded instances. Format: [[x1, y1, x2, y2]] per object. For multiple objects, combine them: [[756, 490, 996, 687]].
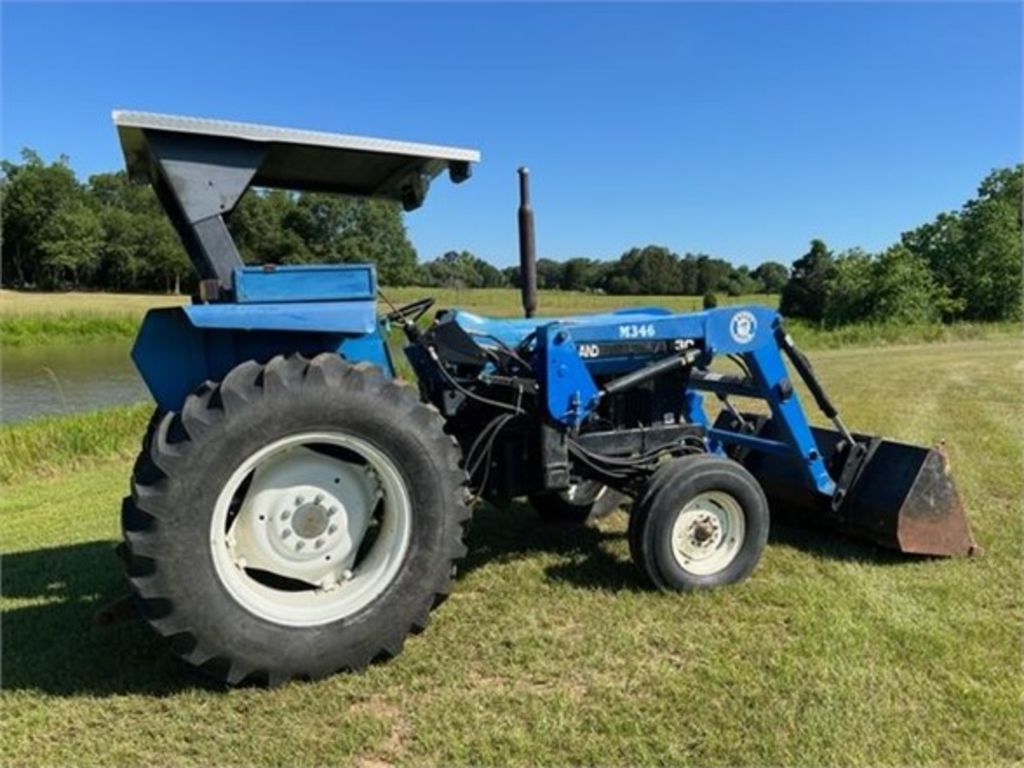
[[1, 341, 150, 423]]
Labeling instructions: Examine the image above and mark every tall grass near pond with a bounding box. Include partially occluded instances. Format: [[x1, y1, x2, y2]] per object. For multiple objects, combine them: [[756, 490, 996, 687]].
[[0, 312, 143, 347], [0, 403, 151, 485]]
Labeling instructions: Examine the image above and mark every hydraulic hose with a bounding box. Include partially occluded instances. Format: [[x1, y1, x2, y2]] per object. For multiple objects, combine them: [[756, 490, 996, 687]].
[[775, 326, 856, 446]]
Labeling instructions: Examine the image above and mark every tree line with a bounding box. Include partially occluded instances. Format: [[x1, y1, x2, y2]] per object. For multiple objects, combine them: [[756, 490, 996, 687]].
[[0, 149, 786, 296], [419, 247, 789, 297], [2, 148, 1020, 323], [781, 166, 1022, 324], [0, 150, 418, 293]]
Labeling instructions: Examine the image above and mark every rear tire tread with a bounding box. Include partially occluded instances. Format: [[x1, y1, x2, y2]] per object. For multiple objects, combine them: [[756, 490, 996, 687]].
[[122, 354, 470, 686]]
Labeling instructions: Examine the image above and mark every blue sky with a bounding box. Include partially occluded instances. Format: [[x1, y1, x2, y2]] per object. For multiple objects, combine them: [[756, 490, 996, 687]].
[[3, 3, 1020, 268]]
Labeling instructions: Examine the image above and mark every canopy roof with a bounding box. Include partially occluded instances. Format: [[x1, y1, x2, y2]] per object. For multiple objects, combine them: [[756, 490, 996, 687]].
[[113, 110, 481, 290], [113, 110, 480, 203]]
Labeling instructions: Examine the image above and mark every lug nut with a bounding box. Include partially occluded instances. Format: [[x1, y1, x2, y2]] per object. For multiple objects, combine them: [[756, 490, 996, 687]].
[[295, 496, 304, 505], [281, 510, 291, 520], [327, 524, 338, 535], [315, 539, 325, 549], [327, 506, 337, 517], [295, 541, 305, 551], [314, 493, 323, 504], [281, 529, 292, 539]]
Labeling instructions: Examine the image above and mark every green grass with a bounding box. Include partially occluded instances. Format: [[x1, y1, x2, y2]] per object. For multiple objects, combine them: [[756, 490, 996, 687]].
[[2, 288, 1019, 350], [0, 289, 189, 315], [0, 312, 145, 347], [0, 290, 187, 347], [0, 404, 152, 485], [785, 318, 1022, 349], [382, 286, 779, 317], [0, 287, 772, 317], [0, 288, 776, 347], [1, 338, 1021, 766]]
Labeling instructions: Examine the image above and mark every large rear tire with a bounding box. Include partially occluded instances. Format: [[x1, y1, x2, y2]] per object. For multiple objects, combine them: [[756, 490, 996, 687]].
[[121, 354, 470, 685]]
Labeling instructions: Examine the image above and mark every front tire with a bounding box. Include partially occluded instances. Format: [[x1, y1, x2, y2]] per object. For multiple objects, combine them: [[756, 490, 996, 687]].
[[628, 455, 768, 590], [121, 354, 470, 685]]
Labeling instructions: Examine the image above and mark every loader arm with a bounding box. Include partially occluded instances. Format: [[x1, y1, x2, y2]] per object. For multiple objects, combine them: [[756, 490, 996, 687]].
[[529, 305, 837, 497], [411, 302, 976, 557]]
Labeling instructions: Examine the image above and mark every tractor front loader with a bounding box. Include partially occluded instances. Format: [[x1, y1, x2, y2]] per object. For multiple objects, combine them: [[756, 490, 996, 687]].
[[111, 111, 977, 686]]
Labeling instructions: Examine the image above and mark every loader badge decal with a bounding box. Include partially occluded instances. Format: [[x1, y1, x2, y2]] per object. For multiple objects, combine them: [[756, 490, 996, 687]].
[[729, 311, 757, 344]]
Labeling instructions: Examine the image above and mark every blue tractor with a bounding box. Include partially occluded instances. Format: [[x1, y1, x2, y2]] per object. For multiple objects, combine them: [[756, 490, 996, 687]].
[[113, 111, 976, 685]]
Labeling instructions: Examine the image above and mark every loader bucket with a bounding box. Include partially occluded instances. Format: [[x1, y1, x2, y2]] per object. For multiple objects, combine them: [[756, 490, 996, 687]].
[[715, 413, 979, 557]]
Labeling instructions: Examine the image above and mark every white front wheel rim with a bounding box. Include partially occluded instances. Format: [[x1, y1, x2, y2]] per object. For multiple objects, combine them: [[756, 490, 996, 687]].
[[210, 432, 411, 627], [670, 491, 745, 575]]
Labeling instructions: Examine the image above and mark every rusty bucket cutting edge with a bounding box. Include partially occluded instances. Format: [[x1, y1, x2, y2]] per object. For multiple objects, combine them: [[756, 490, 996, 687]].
[[718, 414, 980, 557], [884, 442, 979, 557]]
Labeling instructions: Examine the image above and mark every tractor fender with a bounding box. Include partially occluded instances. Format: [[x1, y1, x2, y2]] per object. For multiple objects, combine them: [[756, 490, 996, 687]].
[[131, 303, 392, 412]]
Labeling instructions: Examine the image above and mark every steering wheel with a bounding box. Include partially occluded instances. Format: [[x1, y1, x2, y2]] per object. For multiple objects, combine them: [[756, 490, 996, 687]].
[[383, 296, 435, 325]]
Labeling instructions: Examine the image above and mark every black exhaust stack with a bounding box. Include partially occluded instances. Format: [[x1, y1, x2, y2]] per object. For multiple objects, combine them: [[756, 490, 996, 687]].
[[517, 167, 538, 318]]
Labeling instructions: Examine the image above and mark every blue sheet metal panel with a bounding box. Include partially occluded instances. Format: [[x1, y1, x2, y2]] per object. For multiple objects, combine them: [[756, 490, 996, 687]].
[[184, 299, 377, 335], [234, 264, 376, 304], [337, 333, 394, 375], [611, 306, 673, 316], [452, 308, 686, 348], [698, 307, 835, 494], [520, 304, 836, 496], [525, 306, 778, 426], [700, 306, 774, 354], [132, 307, 392, 411], [132, 308, 210, 410], [536, 325, 599, 425], [742, 343, 836, 496], [452, 310, 551, 346], [559, 306, 773, 350], [682, 390, 726, 455], [508, 305, 785, 364]]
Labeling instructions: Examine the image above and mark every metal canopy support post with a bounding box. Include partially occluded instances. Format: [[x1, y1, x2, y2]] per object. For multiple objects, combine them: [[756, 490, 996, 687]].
[[145, 131, 266, 290]]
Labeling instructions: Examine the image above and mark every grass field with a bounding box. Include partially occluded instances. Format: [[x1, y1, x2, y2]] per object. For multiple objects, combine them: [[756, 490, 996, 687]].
[[0, 290, 190, 316], [3, 289, 1018, 351], [1, 338, 1021, 766], [0, 290, 185, 346], [0, 288, 774, 317], [0, 288, 776, 347]]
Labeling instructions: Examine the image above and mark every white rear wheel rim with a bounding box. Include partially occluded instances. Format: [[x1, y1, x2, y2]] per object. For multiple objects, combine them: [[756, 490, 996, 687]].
[[210, 431, 411, 627], [670, 491, 745, 575]]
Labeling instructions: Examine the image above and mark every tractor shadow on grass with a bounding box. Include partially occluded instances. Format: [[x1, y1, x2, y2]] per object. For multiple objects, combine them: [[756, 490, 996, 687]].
[[461, 501, 646, 592], [461, 500, 906, 593], [2, 504, 900, 697], [765, 514, 911, 565], [1, 541, 224, 697]]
